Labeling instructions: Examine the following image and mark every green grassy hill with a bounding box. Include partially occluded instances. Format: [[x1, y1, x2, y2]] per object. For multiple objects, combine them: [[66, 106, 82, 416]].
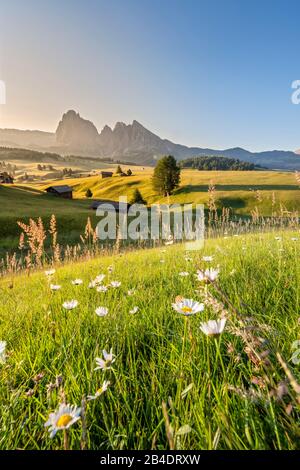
[[36, 169, 300, 214], [1, 169, 299, 256], [0, 232, 299, 449]]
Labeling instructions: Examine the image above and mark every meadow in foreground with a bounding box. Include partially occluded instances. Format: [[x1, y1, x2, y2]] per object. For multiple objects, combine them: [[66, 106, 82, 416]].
[[0, 232, 300, 449]]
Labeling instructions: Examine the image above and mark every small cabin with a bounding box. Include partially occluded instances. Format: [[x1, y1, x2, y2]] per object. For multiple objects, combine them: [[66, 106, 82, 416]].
[[45, 185, 73, 199], [0, 172, 14, 184], [90, 199, 131, 213], [101, 171, 113, 179]]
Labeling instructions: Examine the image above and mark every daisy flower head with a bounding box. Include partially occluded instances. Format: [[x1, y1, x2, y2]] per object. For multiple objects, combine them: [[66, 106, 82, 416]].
[[129, 306, 139, 314], [44, 403, 81, 438], [179, 272, 189, 277], [88, 280, 97, 289], [95, 274, 105, 284], [196, 268, 219, 283], [202, 256, 214, 262], [200, 318, 227, 337], [95, 307, 108, 317], [87, 380, 110, 401], [62, 300, 78, 310], [0, 341, 7, 363], [71, 279, 83, 285], [50, 284, 61, 291], [94, 349, 116, 371], [97, 285, 108, 293], [127, 289, 135, 296], [110, 281, 121, 288], [45, 269, 56, 277], [172, 298, 204, 316]]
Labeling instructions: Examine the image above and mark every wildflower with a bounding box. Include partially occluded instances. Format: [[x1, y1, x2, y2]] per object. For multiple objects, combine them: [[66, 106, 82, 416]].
[[275, 236, 282, 241], [200, 318, 226, 337], [107, 265, 114, 273], [97, 285, 108, 293], [33, 372, 45, 383], [45, 269, 56, 277], [94, 349, 116, 371], [165, 240, 174, 246], [202, 256, 213, 262], [50, 284, 61, 291], [25, 388, 35, 397], [95, 274, 105, 284], [172, 298, 204, 316], [129, 306, 139, 314], [196, 268, 219, 282], [185, 256, 192, 261], [179, 271, 189, 277], [127, 289, 135, 296], [62, 300, 78, 310], [110, 281, 121, 288], [44, 403, 81, 438], [87, 380, 110, 400], [95, 307, 109, 317], [71, 279, 83, 285], [0, 341, 7, 363], [291, 237, 298, 241], [88, 281, 96, 288]]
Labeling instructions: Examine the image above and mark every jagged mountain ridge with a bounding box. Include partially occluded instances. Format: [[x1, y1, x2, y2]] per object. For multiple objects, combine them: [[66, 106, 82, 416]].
[[1, 109, 300, 169]]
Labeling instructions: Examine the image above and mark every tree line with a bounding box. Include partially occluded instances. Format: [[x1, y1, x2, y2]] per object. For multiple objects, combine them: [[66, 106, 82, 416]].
[[179, 155, 258, 170]]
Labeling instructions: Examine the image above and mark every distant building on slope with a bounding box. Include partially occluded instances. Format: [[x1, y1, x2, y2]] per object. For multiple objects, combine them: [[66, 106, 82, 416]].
[[100, 171, 113, 178], [45, 185, 73, 199], [0, 172, 14, 184], [90, 199, 131, 213]]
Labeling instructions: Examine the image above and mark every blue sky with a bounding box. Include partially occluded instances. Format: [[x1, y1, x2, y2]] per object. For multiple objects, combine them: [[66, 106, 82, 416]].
[[0, 0, 300, 151]]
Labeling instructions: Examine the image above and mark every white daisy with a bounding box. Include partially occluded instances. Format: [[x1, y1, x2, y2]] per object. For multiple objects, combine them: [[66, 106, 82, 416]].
[[88, 280, 97, 289], [275, 236, 282, 241], [71, 279, 83, 285], [50, 284, 61, 291], [95, 307, 109, 317], [184, 256, 193, 262], [97, 285, 108, 293], [110, 281, 121, 288], [95, 274, 105, 284], [291, 237, 298, 241], [0, 341, 7, 363], [94, 349, 116, 371], [179, 272, 189, 277], [45, 269, 56, 277], [62, 300, 78, 310], [127, 289, 135, 296], [200, 318, 227, 337], [172, 298, 204, 316], [129, 306, 139, 314], [202, 256, 214, 262], [87, 380, 110, 401], [196, 268, 219, 282], [44, 403, 81, 438]]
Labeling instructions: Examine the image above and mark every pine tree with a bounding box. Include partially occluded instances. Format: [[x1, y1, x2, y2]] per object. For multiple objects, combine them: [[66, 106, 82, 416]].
[[130, 188, 147, 205]]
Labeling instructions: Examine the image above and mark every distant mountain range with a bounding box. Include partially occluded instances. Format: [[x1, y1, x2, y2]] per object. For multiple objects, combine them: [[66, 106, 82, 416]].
[[1, 109, 300, 170]]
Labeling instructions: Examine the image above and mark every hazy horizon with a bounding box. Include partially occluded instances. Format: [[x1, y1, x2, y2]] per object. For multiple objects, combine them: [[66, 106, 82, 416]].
[[1, 0, 300, 152]]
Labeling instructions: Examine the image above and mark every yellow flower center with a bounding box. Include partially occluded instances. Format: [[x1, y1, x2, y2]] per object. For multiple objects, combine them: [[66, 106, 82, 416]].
[[57, 414, 72, 427], [181, 306, 192, 313], [96, 387, 103, 395]]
